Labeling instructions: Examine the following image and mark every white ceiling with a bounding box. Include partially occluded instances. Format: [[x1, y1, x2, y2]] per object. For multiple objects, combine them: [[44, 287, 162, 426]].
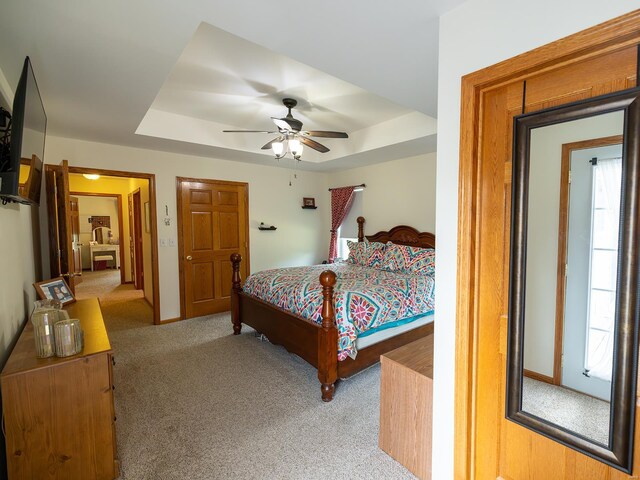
[[0, 0, 465, 171]]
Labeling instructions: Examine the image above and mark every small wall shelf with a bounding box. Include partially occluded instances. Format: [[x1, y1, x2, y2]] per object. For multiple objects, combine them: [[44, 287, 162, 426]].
[[301, 206, 318, 210], [259, 222, 277, 231]]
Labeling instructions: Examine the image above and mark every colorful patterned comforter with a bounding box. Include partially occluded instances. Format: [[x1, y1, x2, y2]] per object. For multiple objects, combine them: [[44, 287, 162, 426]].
[[242, 262, 435, 361]]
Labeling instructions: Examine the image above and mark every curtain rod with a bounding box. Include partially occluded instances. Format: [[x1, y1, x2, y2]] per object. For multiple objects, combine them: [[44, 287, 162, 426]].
[[328, 183, 366, 191]]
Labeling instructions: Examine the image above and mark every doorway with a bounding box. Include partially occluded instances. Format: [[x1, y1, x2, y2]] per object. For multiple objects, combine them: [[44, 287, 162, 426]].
[[176, 177, 250, 319], [45, 163, 160, 325]]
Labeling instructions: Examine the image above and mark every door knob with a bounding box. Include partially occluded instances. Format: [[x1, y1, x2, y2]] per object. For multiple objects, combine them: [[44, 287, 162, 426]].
[[186, 256, 193, 261]]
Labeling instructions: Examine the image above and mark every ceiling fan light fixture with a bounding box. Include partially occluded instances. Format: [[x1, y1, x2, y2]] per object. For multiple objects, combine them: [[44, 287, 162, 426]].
[[223, 98, 347, 161], [289, 138, 302, 157], [272, 141, 285, 158]]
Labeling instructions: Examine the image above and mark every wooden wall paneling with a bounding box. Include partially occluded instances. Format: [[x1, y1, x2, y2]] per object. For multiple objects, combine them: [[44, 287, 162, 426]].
[[455, 10, 640, 480]]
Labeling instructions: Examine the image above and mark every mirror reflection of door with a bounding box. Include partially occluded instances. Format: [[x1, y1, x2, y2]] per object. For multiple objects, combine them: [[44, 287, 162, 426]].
[[563, 142, 622, 401], [521, 110, 624, 446]]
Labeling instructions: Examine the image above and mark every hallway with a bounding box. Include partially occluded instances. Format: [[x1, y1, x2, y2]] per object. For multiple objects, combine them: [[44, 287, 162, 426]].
[[75, 270, 153, 330]]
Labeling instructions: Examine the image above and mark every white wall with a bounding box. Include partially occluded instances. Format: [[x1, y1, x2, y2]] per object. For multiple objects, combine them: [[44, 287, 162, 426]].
[[0, 203, 41, 367], [524, 112, 623, 377], [43, 135, 330, 321], [327, 153, 437, 235], [435, 2, 638, 478]]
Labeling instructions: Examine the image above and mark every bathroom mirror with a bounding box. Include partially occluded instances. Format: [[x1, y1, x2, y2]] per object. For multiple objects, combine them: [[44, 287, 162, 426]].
[[507, 87, 640, 472], [92, 226, 112, 244]]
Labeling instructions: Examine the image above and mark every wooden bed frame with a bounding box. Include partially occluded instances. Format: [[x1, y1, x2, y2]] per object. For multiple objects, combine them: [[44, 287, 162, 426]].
[[230, 216, 436, 402]]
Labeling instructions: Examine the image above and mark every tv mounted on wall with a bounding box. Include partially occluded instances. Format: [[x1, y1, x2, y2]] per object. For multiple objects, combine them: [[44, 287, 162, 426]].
[[0, 56, 46, 205]]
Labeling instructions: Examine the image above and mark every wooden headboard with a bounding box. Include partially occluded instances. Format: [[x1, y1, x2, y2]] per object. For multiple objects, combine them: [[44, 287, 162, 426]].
[[356, 216, 436, 248]]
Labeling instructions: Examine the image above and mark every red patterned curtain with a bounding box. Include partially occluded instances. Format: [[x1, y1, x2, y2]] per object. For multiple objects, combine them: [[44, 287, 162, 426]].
[[328, 186, 357, 261]]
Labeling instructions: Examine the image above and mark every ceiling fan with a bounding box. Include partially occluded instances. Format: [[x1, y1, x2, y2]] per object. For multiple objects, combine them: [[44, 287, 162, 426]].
[[223, 98, 348, 160]]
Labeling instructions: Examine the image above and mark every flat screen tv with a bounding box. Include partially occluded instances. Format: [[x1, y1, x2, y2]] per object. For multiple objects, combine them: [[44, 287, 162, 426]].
[[0, 57, 46, 205]]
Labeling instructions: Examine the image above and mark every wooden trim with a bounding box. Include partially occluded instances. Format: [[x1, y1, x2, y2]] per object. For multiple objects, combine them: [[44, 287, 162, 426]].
[[176, 178, 185, 321], [176, 176, 251, 321], [175, 176, 249, 187], [159, 317, 181, 324], [130, 188, 144, 291], [67, 166, 161, 325], [554, 135, 623, 386], [554, 152, 570, 386], [455, 10, 640, 480], [69, 191, 126, 285], [45, 165, 60, 278], [523, 369, 555, 385]]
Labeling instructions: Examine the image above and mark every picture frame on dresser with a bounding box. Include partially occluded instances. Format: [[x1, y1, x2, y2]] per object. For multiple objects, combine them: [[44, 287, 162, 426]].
[[33, 276, 76, 305]]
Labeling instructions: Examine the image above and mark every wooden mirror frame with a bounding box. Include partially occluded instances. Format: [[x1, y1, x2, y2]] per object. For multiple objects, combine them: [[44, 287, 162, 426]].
[[507, 86, 640, 472]]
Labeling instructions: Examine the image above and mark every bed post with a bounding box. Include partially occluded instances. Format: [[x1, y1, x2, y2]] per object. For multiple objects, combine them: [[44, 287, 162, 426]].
[[318, 270, 338, 402], [357, 216, 365, 242], [230, 253, 243, 335]]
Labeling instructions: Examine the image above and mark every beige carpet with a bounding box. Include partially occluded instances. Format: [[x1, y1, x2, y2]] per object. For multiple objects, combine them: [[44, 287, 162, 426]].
[[79, 270, 415, 479], [76, 270, 153, 330]]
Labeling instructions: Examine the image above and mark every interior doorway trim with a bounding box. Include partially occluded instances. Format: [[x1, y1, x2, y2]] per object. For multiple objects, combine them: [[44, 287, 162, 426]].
[[69, 191, 126, 285], [68, 166, 161, 325], [454, 11, 640, 479]]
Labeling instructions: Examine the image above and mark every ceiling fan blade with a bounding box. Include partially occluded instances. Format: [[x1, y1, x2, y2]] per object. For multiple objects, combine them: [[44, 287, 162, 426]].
[[272, 118, 293, 131], [303, 130, 349, 139], [300, 136, 330, 153], [261, 137, 283, 150], [223, 130, 277, 134]]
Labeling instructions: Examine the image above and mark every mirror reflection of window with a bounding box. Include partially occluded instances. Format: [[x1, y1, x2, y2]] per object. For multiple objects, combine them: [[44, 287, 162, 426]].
[[563, 143, 621, 405], [585, 154, 621, 383]]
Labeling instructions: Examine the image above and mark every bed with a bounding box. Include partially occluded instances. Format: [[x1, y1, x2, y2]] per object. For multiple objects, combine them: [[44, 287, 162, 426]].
[[230, 216, 436, 401]]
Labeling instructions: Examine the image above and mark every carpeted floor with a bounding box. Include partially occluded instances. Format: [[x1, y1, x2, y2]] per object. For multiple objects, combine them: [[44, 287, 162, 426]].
[[77, 269, 415, 479], [522, 377, 610, 445]]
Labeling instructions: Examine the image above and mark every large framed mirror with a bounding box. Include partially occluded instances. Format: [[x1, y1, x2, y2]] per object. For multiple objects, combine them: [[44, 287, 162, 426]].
[[507, 86, 640, 472]]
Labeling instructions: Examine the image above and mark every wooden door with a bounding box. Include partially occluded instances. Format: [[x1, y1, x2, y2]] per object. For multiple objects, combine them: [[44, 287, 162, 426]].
[[132, 189, 144, 290], [69, 196, 82, 286], [45, 160, 79, 292], [128, 192, 135, 284], [456, 17, 640, 480], [178, 178, 249, 318]]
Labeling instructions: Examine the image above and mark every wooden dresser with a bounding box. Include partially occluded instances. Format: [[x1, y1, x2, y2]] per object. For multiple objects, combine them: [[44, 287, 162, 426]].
[[1, 298, 118, 479], [379, 332, 433, 480]]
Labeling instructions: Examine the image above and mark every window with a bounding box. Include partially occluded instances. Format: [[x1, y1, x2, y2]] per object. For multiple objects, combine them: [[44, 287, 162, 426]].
[[584, 157, 622, 381], [336, 190, 363, 261]]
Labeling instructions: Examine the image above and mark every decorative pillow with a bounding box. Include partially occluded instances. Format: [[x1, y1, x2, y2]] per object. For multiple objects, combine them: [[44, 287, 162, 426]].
[[381, 242, 435, 276], [346, 240, 386, 268]]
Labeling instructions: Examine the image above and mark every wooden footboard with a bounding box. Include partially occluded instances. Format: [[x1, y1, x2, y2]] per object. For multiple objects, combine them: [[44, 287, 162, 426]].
[[230, 254, 339, 401]]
